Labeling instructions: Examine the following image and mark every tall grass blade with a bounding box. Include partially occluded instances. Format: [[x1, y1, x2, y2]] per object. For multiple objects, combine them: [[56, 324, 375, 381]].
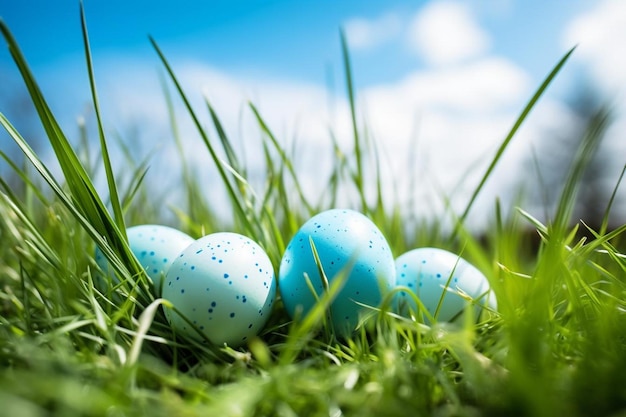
[[340, 30, 368, 213], [0, 114, 133, 282], [249, 102, 314, 215], [160, 73, 218, 232], [128, 299, 168, 366], [0, 20, 140, 281], [150, 37, 256, 237], [601, 163, 625, 235], [451, 46, 576, 241], [79, 2, 126, 237], [551, 105, 612, 237], [206, 99, 245, 178], [0, 150, 48, 204]]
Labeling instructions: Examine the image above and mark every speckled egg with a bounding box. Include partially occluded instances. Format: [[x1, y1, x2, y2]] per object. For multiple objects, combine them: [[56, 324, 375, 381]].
[[162, 232, 276, 347], [395, 247, 497, 322], [95, 224, 194, 296], [278, 209, 396, 335]]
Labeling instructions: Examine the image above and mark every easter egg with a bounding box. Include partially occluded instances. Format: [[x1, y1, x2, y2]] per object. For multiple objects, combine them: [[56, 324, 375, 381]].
[[162, 232, 276, 347], [278, 209, 396, 335], [395, 247, 497, 322], [95, 224, 194, 296]]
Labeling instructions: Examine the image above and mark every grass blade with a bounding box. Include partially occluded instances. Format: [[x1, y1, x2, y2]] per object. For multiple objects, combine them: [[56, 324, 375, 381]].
[[600, 164, 626, 235], [451, 46, 577, 241], [206, 98, 245, 178], [79, 2, 126, 238], [150, 36, 256, 237], [551, 105, 612, 237], [0, 19, 140, 282], [249, 102, 314, 215], [340, 30, 368, 213]]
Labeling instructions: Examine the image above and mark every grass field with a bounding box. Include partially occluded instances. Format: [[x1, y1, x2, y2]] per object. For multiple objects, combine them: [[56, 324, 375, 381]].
[[1, 8, 626, 417]]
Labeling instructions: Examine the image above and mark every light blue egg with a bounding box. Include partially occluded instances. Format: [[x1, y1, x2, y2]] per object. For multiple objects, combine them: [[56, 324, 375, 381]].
[[395, 247, 497, 322], [162, 232, 276, 347], [94, 224, 194, 296], [278, 209, 396, 335]]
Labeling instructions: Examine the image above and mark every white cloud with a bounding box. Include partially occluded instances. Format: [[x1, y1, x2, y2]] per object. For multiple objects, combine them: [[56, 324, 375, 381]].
[[408, 1, 491, 66], [344, 12, 402, 50], [364, 58, 530, 116], [358, 57, 534, 228], [563, 0, 626, 93]]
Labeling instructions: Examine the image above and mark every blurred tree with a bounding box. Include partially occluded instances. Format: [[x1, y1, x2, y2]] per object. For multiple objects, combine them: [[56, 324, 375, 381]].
[[526, 81, 621, 236]]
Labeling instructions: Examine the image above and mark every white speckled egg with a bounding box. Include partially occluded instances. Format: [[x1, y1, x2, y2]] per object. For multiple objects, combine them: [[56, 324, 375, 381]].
[[278, 209, 396, 335], [395, 247, 497, 322], [162, 232, 276, 347], [95, 224, 194, 296]]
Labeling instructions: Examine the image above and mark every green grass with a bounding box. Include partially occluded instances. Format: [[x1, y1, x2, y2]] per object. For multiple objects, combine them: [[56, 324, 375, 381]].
[[1, 6, 626, 417]]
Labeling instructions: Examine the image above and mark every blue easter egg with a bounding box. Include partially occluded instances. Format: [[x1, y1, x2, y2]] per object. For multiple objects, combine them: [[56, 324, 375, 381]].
[[278, 209, 396, 335], [95, 224, 194, 296], [395, 247, 497, 322]]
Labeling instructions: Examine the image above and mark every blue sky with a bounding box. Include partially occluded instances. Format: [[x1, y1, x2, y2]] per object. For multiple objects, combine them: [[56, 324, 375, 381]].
[[1, 0, 625, 229], [1, 0, 594, 86]]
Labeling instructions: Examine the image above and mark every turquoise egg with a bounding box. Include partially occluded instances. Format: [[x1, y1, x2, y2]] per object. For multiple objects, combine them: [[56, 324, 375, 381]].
[[395, 247, 497, 322], [162, 232, 276, 347], [278, 209, 396, 335], [95, 224, 194, 296]]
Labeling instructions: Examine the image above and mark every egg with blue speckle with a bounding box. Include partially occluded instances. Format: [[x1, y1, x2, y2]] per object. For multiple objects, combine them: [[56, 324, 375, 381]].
[[162, 232, 276, 347], [395, 247, 497, 322], [278, 209, 396, 335], [95, 224, 194, 296]]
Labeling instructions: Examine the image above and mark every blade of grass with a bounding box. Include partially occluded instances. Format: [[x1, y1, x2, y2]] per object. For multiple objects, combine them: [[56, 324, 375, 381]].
[[0, 115, 113, 269], [322, 128, 351, 210], [551, 105, 612, 238], [0, 150, 48, 204], [79, 2, 126, 238], [450, 46, 577, 242], [150, 36, 257, 238], [0, 20, 141, 283], [0, 22, 101, 229], [160, 73, 219, 233], [0, 114, 151, 313], [128, 299, 169, 366], [600, 163, 625, 235], [207, 99, 245, 179], [249, 102, 313, 215], [340, 30, 368, 213]]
